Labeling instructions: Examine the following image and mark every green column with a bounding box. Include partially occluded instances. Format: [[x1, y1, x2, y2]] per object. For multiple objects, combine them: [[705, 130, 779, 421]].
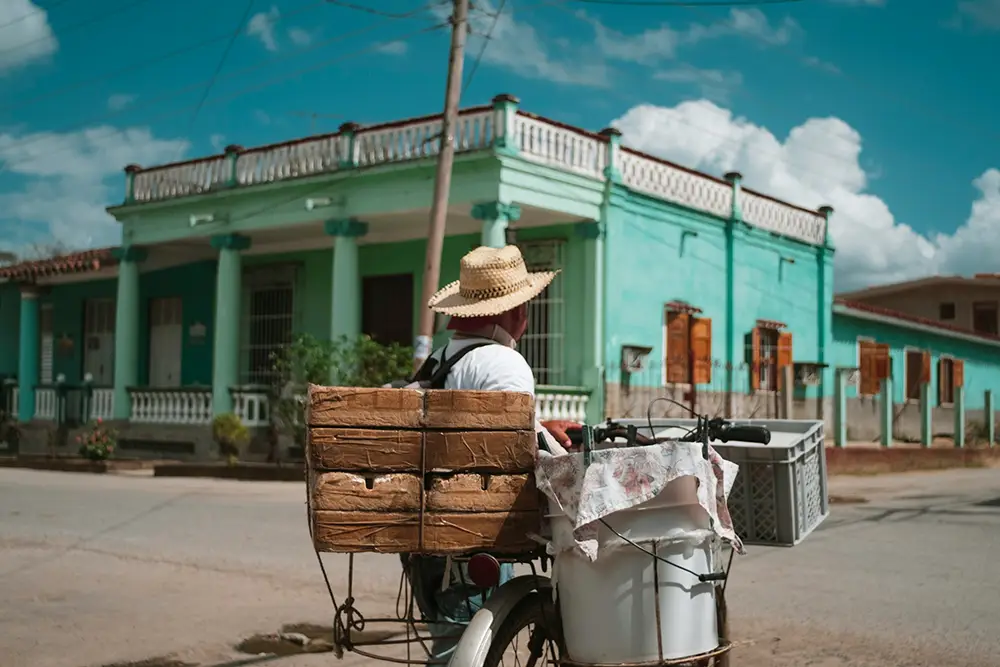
[[111, 246, 147, 419], [325, 220, 368, 344], [211, 234, 251, 416], [954, 385, 965, 448], [471, 202, 521, 248], [834, 368, 847, 447], [920, 382, 932, 448], [986, 390, 995, 447], [576, 221, 604, 424], [879, 376, 893, 447], [492, 94, 520, 156], [17, 286, 40, 422]]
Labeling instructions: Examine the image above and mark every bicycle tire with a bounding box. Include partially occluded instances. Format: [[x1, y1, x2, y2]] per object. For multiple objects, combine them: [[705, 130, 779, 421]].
[[481, 591, 563, 667]]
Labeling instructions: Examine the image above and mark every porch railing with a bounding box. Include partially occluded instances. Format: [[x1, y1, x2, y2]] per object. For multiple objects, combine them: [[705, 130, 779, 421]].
[[3, 384, 17, 418], [129, 387, 213, 425], [231, 386, 271, 427], [35, 387, 58, 420], [126, 105, 827, 246], [536, 386, 590, 422]]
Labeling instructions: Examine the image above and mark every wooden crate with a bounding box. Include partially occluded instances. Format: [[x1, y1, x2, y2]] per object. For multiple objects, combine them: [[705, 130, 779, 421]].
[[306, 385, 542, 555]]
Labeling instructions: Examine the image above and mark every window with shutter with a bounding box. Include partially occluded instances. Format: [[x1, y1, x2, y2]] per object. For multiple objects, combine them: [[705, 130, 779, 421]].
[[953, 359, 964, 389], [938, 357, 955, 405], [747, 328, 762, 390], [690, 317, 712, 384], [904, 349, 925, 401], [664, 311, 690, 384], [874, 344, 891, 384], [858, 340, 878, 396]]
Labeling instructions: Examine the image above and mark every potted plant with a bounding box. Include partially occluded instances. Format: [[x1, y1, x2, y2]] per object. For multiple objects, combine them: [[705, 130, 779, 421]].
[[212, 413, 249, 466], [76, 418, 117, 461]]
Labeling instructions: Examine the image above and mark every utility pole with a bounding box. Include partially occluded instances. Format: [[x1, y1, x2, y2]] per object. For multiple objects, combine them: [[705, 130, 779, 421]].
[[414, 0, 469, 370]]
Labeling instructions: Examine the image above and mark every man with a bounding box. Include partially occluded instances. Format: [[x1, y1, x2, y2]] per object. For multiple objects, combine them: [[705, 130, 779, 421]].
[[403, 245, 581, 660]]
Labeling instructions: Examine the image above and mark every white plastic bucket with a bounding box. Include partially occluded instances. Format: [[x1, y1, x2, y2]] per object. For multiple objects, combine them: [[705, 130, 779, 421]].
[[552, 477, 720, 663]]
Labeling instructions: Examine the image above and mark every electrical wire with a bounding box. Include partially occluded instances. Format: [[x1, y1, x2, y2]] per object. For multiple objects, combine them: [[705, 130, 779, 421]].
[[0, 0, 336, 114], [324, 0, 439, 18], [181, 0, 259, 140], [0, 22, 449, 175], [0, 10, 442, 164], [461, 0, 508, 97], [0, 0, 158, 58], [567, 0, 803, 5], [0, 0, 74, 33]]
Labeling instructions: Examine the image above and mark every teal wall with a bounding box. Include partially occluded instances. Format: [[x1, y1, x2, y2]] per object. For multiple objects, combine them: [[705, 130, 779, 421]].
[[42, 278, 117, 385], [138, 260, 217, 386], [832, 312, 1000, 409], [0, 283, 20, 377], [602, 185, 833, 395]]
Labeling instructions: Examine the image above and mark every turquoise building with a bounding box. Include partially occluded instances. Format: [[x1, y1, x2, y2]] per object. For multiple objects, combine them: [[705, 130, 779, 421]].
[[0, 95, 849, 459]]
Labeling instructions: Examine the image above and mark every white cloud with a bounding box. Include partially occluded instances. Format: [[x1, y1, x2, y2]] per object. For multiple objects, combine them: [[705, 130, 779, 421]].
[[209, 133, 226, 152], [254, 109, 272, 125], [433, 0, 610, 86], [375, 40, 409, 56], [247, 6, 281, 51], [0, 0, 58, 75], [613, 100, 998, 290], [287, 27, 312, 46], [0, 126, 189, 251], [956, 0, 1000, 29], [655, 65, 743, 103], [107, 94, 136, 111]]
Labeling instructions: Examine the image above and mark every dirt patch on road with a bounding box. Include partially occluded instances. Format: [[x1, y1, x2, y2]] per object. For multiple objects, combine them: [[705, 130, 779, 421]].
[[98, 658, 197, 667]]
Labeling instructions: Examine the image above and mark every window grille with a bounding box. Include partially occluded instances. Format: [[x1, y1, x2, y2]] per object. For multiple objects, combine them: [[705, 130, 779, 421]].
[[241, 266, 296, 386], [517, 239, 565, 386]]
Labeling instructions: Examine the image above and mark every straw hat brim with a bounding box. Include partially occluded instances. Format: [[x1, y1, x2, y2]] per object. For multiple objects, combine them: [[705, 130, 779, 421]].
[[428, 270, 559, 317]]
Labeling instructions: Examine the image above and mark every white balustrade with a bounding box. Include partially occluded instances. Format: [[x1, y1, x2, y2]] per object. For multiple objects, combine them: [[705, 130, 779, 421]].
[[132, 157, 228, 203], [232, 388, 271, 427], [34, 388, 57, 420], [126, 106, 827, 245], [536, 388, 590, 423], [739, 190, 827, 245], [513, 113, 605, 178], [619, 151, 733, 219], [130, 389, 213, 425], [89, 388, 115, 421]]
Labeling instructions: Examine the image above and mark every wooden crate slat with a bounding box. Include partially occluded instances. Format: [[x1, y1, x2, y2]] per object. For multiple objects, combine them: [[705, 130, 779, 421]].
[[423, 390, 533, 430], [424, 431, 536, 472], [426, 473, 538, 512], [309, 428, 423, 471], [312, 511, 421, 553], [311, 472, 421, 512], [307, 385, 423, 428]]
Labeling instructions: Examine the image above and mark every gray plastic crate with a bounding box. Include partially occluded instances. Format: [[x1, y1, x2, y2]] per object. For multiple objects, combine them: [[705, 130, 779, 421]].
[[613, 418, 829, 547]]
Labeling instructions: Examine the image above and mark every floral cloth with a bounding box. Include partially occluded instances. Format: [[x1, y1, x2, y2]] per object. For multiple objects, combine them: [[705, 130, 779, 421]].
[[535, 441, 743, 562]]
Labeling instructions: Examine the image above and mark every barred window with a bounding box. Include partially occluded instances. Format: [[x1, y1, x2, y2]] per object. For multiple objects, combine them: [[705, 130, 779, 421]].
[[517, 239, 565, 386]]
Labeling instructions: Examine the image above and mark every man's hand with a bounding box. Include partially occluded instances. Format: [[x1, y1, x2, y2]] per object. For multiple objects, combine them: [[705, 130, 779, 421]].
[[540, 419, 584, 451]]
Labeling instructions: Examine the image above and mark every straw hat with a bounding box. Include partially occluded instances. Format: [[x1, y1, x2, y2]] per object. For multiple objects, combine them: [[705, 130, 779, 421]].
[[427, 245, 559, 317]]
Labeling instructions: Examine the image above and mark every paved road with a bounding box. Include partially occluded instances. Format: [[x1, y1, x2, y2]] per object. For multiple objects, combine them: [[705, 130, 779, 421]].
[[1, 467, 998, 667]]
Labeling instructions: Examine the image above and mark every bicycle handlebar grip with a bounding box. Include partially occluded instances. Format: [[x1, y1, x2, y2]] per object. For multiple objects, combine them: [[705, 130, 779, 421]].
[[720, 425, 771, 445], [698, 572, 728, 583], [566, 427, 585, 447]]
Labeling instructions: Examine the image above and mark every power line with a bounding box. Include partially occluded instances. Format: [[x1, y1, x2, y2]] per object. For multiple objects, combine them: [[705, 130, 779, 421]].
[[566, 0, 803, 5], [0, 0, 74, 33], [0, 11, 439, 161], [0, 0, 157, 58], [182, 0, 259, 139], [0, 0, 335, 114], [324, 0, 437, 18], [461, 0, 507, 97], [0, 22, 448, 173]]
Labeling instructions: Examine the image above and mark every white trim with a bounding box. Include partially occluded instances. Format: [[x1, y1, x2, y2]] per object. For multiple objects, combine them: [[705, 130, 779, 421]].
[[834, 303, 1000, 349]]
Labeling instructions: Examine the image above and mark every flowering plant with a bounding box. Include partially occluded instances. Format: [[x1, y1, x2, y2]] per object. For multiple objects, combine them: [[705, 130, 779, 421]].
[[77, 418, 118, 461]]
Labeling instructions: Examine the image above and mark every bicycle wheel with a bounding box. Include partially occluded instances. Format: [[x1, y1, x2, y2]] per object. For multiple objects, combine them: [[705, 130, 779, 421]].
[[482, 591, 562, 667]]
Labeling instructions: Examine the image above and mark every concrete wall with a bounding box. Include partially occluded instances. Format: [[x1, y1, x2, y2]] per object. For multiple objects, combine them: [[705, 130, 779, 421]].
[[601, 183, 833, 417], [856, 283, 1000, 332], [832, 311, 1000, 442]]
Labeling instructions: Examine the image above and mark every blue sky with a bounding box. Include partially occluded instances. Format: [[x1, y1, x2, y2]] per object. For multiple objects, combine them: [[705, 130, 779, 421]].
[[0, 0, 998, 289]]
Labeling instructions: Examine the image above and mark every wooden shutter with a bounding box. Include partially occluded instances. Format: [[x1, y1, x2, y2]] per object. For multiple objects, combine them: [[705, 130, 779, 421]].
[[937, 358, 946, 405], [690, 317, 712, 384], [920, 351, 931, 384], [747, 327, 762, 390], [874, 343, 891, 381], [953, 359, 964, 388], [777, 331, 793, 369], [858, 341, 877, 396], [665, 312, 691, 384]]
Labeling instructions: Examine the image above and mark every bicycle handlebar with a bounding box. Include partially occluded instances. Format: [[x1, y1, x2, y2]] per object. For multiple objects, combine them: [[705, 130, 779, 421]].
[[565, 419, 771, 448]]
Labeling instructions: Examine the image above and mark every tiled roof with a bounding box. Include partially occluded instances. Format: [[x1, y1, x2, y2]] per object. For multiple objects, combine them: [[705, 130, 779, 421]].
[[0, 247, 118, 281], [834, 298, 1000, 343]]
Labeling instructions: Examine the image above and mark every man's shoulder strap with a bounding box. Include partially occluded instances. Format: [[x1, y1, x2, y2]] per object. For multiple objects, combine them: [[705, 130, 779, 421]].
[[414, 341, 494, 389]]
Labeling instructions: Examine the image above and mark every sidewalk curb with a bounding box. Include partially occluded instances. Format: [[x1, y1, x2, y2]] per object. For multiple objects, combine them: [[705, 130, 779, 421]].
[[825, 445, 1000, 476], [153, 462, 304, 482], [0, 456, 165, 474]]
